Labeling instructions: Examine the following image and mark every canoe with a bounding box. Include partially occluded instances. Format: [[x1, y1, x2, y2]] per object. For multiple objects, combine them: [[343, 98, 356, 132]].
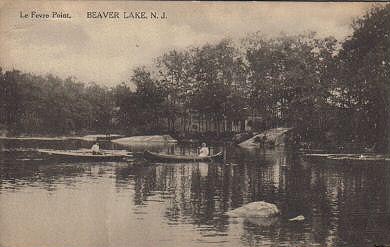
[[304, 153, 390, 164], [327, 154, 390, 164], [143, 150, 224, 163], [37, 149, 133, 162]]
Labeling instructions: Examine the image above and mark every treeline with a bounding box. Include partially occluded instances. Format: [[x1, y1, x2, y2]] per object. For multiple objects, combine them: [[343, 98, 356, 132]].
[[0, 71, 114, 135], [117, 5, 389, 150], [0, 5, 389, 151]]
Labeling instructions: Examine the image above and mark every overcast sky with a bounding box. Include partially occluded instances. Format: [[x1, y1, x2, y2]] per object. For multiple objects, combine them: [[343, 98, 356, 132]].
[[0, 1, 378, 86]]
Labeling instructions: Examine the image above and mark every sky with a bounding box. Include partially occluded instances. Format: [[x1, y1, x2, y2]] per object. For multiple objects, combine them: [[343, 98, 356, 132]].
[[0, 1, 379, 86]]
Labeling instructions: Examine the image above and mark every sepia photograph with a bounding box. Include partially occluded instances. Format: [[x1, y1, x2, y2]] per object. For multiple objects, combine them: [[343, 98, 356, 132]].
[[0, 1, 389, 247]]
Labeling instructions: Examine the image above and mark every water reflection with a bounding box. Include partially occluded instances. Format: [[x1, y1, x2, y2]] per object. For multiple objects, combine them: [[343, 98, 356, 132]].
[[1, 140, 390, 247]]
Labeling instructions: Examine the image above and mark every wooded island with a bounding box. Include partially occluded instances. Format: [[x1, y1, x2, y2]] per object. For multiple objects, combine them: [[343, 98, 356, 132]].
[[1, 5, 389, 152]]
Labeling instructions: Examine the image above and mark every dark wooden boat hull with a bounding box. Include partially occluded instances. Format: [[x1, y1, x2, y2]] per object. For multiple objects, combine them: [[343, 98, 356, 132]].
[[37, 149, 133, 162], [46, 154, 127, 162], [304, 153, 390, 165], [144, 150, 224, 163]]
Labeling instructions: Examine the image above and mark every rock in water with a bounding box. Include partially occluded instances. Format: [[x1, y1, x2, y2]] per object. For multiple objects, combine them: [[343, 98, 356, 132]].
[[245, 216, 279, 227], [226, 201, 280, 218], [288, 215, 305, 221], [112, 135, 178, 145], [238, 127, 292, 148]]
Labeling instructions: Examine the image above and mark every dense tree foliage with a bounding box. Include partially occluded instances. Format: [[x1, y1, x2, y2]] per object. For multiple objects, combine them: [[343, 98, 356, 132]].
[[1, 4, 388, 151], [330, 4, 389, 152], [0, 70, 114, 135], [244, 33, 338, 137]]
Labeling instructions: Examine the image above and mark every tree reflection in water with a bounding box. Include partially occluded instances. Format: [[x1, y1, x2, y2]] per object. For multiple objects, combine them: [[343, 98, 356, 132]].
[[2, 140, 390, 246], [113, 146, 390, 246]]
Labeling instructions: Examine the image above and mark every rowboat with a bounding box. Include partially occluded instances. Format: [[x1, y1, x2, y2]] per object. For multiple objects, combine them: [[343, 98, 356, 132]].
[[37, 149, 133, 162], [143, 150, 224, 163], [326, 154, 390, 165], [304, 153, 390, 165]]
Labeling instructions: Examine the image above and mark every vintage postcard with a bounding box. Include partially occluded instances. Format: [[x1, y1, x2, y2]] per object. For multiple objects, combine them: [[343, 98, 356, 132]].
[[0, 1, 389, 247]]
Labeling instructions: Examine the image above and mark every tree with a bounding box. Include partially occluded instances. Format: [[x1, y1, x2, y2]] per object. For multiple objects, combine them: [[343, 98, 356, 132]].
[[335, 4, 390, 151], [117, 66, 167, 134], [156, 49, 192, 132], [244, 32, 338, 139]]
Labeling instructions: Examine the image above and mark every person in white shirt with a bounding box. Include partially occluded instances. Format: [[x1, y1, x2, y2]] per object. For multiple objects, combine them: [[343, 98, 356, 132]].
[[199, 142, 209, 157], [91, 143, 100, 155]]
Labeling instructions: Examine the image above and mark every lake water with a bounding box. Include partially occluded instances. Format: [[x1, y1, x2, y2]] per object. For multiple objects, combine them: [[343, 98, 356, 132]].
[[1, 139, 390, 247]]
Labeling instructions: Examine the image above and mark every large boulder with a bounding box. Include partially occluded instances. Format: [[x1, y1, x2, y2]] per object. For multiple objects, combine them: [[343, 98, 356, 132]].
[[77, 134, 124, 141], [245, 215, 279, 227], [226, 201, 280, 218], [232, 132, 254, 144], [238, 127, 292, 148], [112, 135, 178, 145]]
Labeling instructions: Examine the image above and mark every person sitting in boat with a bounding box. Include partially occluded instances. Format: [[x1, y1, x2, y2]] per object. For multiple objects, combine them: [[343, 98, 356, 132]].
[[199, 142, 209, 157], [91, 143, 101, 155]]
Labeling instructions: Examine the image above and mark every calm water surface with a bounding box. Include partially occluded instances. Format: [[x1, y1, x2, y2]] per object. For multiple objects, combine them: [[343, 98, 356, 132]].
[[1, 139, 390, 247]]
